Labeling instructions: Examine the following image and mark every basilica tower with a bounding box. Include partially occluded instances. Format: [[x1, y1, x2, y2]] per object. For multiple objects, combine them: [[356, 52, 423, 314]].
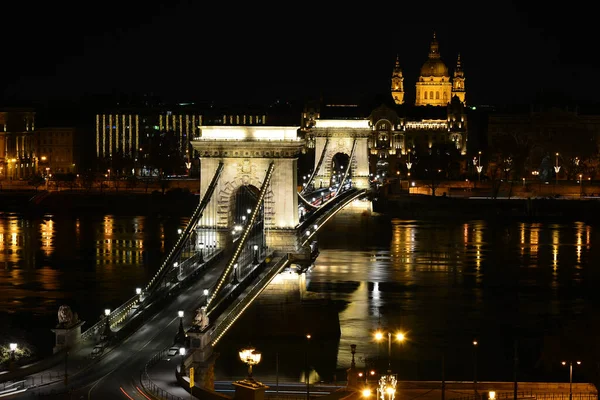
[[452, 53, 466, 104], [415, 32, 452, 107], [391, 55, 405, 104]]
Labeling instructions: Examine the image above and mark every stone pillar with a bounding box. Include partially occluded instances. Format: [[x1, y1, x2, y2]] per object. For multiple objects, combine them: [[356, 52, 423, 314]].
[[187, 326, 219, 391], [232, 379, 269, 400], [51, 320, 85, 354]]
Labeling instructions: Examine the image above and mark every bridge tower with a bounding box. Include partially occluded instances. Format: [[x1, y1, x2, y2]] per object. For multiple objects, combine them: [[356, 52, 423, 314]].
[[308, 119, 371, 189], [191, 125, 305, 253]]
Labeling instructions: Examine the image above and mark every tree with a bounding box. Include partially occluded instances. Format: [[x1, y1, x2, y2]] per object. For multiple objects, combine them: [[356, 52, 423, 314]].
[[412, 143, 460, 196]]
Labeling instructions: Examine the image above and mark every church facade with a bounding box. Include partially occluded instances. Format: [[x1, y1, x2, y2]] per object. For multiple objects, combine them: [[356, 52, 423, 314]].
[[303, 33, 469, 181]]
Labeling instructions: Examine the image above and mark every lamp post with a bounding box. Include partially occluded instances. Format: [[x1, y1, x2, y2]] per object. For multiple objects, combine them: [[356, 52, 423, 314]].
[[476, 165, 483, 182], [233, 263, 239, 284], [473, 340, 479, 394], [103, 309, 111, 339], [305, 334, 311, 400], [374, 330, 405, 373], [579, 174, 583, 198], [562, 361, 582, 400], [199, 242, 204, 263], [554, 153, 561, 186], [253, 244, 259, 264], [176, 310, 185, 344], [203, 289, 209, 306], [9, 343, 17, 370], [406, 150, 412, 178], [179, 347, 186, 372], [239, 347, 262, 381]]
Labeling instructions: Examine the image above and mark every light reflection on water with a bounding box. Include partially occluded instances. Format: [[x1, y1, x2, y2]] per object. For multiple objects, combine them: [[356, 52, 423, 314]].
[[1, 209, 599, 383], [0, 212, 183, 354], [216, 210, 600, 383]]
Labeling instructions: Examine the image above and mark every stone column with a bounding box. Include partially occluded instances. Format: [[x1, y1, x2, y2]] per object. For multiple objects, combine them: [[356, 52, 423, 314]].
[[51, 320, 85, 354]]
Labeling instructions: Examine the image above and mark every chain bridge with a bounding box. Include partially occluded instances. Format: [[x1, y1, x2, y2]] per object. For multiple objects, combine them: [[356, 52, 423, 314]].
[[71, 120, 372, 392]]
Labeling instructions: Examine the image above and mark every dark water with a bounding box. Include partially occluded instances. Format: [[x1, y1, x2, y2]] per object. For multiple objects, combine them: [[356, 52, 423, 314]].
[[0, 212, 185, 356], [1, 208, 599, 385]]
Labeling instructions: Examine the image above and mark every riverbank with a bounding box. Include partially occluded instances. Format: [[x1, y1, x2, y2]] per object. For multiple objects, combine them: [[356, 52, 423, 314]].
[[0, 189, 199, 216], [373, 193, 600, 222]]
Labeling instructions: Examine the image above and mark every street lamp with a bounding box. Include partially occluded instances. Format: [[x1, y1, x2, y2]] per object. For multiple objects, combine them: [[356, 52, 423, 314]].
[[199, 242, 204, 263], [374, 330, 406, 373], [9, 343, 17, 360], [9, 343, 17, 371], [473, 340, 479, 394], [305, 334, 311, 400], [203, 289, 209, 306], [562, 361, 582, 400], [103, 309, 111, 339], [239, 347, 262, 380], [476, 165, 483, 182], [253, 244, 259, 264], [176, 310, 185, 344], [579, 174, 583, 198], [232, 263, 239, 284], [179, 347, 186, 372], [554, 153, 561, 186], [406, 150, 412, 178]]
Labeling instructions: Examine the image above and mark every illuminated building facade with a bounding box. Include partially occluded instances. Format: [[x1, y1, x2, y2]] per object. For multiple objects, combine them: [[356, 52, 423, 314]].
[[393, 33, 466, 107], [0, 109, 36, 180], [95, 103, 270, 176], [34, 127, 77, 174]]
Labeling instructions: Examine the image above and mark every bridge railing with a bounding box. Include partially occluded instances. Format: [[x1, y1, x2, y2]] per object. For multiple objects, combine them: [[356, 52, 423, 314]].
[[301, 189, 367, 246], [80, 293, 140, 341], [210, 253, 290, 346], [140, 347, 185, 400]]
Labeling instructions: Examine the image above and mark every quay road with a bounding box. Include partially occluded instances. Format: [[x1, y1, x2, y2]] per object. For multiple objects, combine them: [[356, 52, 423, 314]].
[[8, 254, 227, 399]]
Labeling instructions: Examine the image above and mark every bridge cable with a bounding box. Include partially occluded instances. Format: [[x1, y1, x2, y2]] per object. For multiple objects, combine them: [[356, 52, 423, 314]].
[[144, 162, 225, 295], [301, 136, 330, 195], [206, 161, 275, 312], [332, 138, 357, 200]]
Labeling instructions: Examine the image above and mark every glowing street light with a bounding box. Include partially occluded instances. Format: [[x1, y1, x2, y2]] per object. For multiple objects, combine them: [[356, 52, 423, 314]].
[[103, 309, 112, 339], [562, 361, 582, 400], [179, 347, 186, 370], [199, 242, 204, 263], [239, 347, 262, 379], [554, 153, 561, 186], [253, 244, 259, 264], [374, 330, 405, 372], [9, 343, 17, 360]]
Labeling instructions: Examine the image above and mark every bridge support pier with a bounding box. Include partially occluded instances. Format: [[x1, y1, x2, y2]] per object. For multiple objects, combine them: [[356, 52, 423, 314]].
[[186, 328, 219, 390], [267, 228, 301, 253]]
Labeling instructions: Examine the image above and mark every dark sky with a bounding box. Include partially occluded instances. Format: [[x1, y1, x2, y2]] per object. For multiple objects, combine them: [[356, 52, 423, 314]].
[[2, 1, 598, 108]]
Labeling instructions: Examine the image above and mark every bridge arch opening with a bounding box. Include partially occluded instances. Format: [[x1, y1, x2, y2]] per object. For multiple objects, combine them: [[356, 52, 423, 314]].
[[330, 153, 350, 187], [231, 184, 263, 229]]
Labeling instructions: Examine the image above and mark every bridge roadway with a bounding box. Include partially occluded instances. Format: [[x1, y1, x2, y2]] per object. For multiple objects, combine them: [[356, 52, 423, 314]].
[[8, 252, 232, 399]]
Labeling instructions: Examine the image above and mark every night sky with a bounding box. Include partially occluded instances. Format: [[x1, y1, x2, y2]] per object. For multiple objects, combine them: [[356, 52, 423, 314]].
[[2, 1, 598, 108]]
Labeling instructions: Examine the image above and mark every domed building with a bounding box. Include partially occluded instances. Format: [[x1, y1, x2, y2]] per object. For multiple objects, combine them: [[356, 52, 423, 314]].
[[392, 33, 466, 107]]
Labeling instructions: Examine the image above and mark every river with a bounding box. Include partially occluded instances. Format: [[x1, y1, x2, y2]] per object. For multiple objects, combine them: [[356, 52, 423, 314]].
[[0, 207, 598, 384]]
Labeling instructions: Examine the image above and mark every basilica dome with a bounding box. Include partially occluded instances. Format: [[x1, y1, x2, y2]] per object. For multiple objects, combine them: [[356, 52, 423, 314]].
[[419, 33, 449, 78], [420, 58, 449, 77]]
